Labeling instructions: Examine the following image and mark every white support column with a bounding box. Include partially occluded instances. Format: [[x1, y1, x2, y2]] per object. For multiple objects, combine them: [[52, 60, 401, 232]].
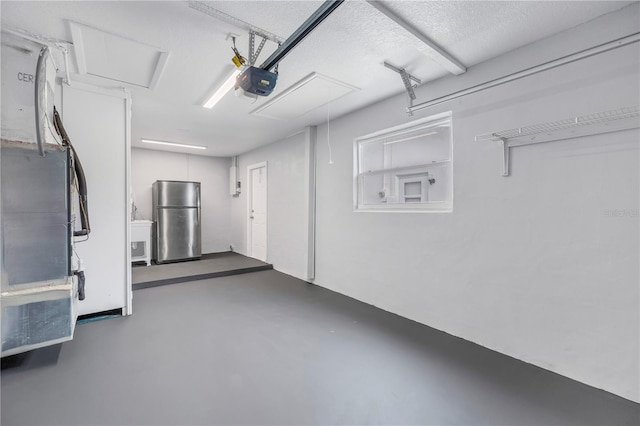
[[304, 126, 317, 281]]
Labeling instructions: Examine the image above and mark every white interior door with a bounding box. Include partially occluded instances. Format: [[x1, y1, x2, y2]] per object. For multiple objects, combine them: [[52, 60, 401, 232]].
[[248, 162, 267, 262]]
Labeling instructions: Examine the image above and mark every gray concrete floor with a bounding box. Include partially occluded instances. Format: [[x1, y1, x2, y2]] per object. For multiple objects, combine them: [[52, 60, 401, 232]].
[[2, 270, 639, 425], [132, 251, 271, 289]]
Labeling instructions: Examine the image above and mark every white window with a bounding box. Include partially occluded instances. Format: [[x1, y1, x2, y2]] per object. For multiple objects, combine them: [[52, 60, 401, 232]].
[[353, 112, 453, 212]]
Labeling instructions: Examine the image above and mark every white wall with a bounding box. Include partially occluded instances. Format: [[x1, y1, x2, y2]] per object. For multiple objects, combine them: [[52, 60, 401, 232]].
[[311, 5, 639, 402], [229, 130, 313, 280], [131, 148, 231, 254], [62, 83, 131, 316]]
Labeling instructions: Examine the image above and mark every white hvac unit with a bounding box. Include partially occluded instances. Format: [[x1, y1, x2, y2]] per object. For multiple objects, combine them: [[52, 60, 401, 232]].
[[1, 31, 89, 357]]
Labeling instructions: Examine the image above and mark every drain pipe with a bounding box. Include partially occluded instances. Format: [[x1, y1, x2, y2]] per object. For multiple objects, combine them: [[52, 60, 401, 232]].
[[260, 0, 344, 72]]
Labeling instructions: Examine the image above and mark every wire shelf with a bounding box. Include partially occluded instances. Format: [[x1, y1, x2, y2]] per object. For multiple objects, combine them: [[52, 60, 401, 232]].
[[476, 106, 639, 141], [475, 105, 640, 176]]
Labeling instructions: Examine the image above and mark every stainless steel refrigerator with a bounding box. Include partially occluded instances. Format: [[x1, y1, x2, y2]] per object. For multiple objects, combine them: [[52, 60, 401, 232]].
[[152, 180, 201, 263]]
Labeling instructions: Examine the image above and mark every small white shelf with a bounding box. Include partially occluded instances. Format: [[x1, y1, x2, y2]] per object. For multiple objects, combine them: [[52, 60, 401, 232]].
[[476, 106, 640, 176]]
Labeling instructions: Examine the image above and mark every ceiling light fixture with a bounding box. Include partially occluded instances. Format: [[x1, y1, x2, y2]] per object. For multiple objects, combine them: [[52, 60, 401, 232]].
[[202, 69, 241, 109], [141, 139, 207, 150]]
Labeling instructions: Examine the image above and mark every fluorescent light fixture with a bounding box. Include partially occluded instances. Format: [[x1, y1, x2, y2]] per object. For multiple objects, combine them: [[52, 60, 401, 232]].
[[141, 139, 206, 150], [203, 69, 241, 109]]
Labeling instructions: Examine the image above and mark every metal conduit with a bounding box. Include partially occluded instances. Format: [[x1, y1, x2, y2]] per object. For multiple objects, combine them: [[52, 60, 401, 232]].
[[408, 32, 640, 115], [34, 45, 50, 157]]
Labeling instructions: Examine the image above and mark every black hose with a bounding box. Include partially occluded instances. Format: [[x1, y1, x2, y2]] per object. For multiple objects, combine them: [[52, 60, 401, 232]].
[[74, 270, 86, 301], [52, 106, 91, 236]]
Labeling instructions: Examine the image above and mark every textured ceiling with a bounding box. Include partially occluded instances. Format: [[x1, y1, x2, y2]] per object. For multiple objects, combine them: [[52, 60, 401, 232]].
[[0, 1, 633, 156]]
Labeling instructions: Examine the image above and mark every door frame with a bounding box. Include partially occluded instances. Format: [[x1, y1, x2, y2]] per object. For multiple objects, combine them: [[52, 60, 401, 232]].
[[246, 161, 268, 261]]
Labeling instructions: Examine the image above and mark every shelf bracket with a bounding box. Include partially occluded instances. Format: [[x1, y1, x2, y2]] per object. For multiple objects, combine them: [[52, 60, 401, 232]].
[[476, 105, 639, 177], [383, 61, 421, 115], [498, 137, 510, 177]]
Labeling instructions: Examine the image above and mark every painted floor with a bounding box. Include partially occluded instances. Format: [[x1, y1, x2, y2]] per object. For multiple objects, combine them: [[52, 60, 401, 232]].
[[2, 270, 638, 425], [132, 251, 271, 290]]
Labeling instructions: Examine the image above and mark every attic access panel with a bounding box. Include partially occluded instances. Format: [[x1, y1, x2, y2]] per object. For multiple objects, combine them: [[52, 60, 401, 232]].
[[69, 21, 169, 89], [250, 72, 359, 120]]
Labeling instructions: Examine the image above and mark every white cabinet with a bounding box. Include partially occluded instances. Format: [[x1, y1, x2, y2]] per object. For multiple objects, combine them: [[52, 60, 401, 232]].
[[131, 220, 152, 266]]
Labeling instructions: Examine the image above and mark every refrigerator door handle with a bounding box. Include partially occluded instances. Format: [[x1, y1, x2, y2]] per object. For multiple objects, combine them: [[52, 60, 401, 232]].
[[196, 182, 201, 229]]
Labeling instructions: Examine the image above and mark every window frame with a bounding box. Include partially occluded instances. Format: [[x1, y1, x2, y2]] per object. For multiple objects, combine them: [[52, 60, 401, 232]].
[[353, 111, 453, 213]]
